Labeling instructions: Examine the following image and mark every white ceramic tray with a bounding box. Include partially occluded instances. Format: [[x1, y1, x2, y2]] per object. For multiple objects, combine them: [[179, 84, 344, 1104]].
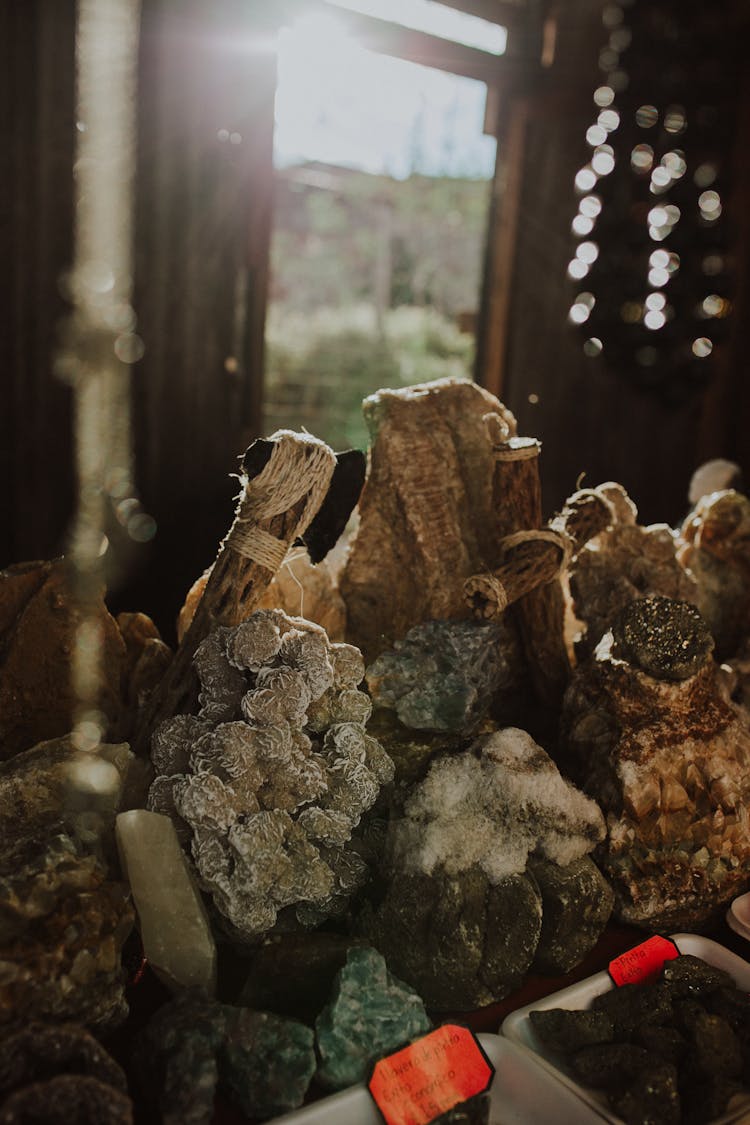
[[271, 1032, 608, 1124], [502, 933, 750, 1125]]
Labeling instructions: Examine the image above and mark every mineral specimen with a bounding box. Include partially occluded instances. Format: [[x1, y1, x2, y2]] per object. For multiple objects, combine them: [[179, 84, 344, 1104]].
[[339, 378, 520, 661], [135, 992, 227, 1125], [366, 618, 525, 733], [315, 947, 432, 1090], [0, 1074, 133, 1125], [0, 833, 133, 1029], [0, 559, 127, 759], [147, 609, 393, 942], [530, 857, 614, 974], [220, 1007, 316, 1118], [562, 595, 750, 930], [569, 505, 698, 656], [237, 933, 368, 1022], [611, 595, 714, 682], [115, 809, 216, 994], [0, 735, 134, 857], [678, 489, 750, 657], [0, 1023, 128, 1100], [531, 954, 750, 1125], [359, 728, 608, 1008], [137, 992, 315, 1124]]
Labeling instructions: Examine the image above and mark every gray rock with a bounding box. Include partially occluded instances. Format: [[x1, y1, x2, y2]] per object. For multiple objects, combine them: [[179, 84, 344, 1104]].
[[359, 867, 542, 1010], [530, 857, 614, 974]]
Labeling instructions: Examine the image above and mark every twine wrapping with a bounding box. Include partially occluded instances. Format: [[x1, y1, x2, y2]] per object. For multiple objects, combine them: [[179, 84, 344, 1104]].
[[498, 528, 573, 582], [226, 431, 336, 571], [464, 528, 572, 619]]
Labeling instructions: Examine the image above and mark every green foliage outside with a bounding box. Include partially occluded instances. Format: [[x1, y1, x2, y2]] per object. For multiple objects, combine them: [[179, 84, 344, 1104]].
[[264, 166, 488, 449], [264, 304, 474, 451]]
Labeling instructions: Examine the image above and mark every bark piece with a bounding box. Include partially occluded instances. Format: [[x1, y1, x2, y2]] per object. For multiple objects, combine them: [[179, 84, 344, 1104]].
[[339, 378, 518, 662]]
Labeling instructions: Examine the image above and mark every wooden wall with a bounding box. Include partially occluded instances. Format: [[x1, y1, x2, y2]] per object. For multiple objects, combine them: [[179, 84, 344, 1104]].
[[480, 0, 750, 526], [1, 0, 276, 638], [0, 0, 77, 565]]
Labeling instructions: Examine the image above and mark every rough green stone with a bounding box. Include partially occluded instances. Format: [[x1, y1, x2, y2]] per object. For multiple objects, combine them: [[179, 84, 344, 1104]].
[[530, 857, 614, 974], [315, 947, 431, 1090], [366, 619, 520, 733], [136, 992, 227, 1125], [612, 596, 713, 682], [219, 1007, 315, 1119]]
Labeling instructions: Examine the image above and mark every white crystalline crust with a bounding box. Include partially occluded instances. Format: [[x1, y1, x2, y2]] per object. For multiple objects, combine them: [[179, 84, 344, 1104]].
[[147, 609, 394, 942], [392, 727, 605, 882]]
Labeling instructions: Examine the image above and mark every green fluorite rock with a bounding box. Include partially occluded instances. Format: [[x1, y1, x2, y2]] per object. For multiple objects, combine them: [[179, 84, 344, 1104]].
[[315, 947, 431, 1089], [220, 1007, 316, 1119]]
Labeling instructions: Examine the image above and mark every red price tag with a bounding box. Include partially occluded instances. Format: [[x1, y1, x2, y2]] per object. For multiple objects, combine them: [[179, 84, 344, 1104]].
[[609, 935, 680, 986], [368, 1024, 494, 1125]]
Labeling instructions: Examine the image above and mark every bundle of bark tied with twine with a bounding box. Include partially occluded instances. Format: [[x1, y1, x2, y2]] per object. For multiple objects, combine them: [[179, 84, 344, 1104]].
[[135, 430, 363, 753]]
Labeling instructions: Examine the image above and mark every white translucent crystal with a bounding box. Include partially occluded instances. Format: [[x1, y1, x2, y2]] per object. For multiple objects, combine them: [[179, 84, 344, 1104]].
[[116, 809, 216, 994]]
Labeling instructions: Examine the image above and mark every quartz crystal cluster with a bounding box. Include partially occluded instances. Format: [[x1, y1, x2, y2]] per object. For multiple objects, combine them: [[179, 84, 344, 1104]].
[[147, 610, 394, 942]]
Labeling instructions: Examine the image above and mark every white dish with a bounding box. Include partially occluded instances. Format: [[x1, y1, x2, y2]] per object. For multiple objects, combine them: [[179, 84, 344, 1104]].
[[731, 892, 750, 931], [726, 909, 750, 942], [271, 1032, 607, 1124], [502, 933, 750, 1125]]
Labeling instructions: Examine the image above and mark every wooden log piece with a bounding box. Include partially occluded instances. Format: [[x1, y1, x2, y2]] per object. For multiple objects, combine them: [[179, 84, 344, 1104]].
[[479, 421, 570, 710], [134, 431, 336, 753], [465, 532, 569, 620]]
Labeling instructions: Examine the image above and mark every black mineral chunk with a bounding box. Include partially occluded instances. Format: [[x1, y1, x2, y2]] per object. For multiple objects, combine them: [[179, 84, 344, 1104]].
[[662, 955, 734, 999], [529, 858, 614, 975], [705, 985, 750, 1033], [529, 1007, 614, 1054], [679, 1071, 741, 1125], [571, 1043, 650, 1093], [612, 596, 713, 682], [0, 1074, 133, 1124], [433, 1092, 490, 1124], [635, 1024, 687, 1066], [0, 1024, 127, 1101], [591, 981, 673, 1036], [686, 1010, 742, 1078], [610, 1062, 681, 1125], [134, 992, 227, 1125]]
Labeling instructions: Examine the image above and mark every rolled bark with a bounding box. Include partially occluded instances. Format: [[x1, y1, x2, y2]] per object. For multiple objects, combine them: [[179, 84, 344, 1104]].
[[134, 431, 336, 752]]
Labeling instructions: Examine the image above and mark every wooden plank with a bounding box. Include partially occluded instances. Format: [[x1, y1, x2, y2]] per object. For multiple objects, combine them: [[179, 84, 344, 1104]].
[[475, 96, 529, 400], [278, 0, 515, 84]]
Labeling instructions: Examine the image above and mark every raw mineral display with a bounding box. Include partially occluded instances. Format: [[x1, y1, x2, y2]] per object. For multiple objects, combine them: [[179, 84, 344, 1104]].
[[562, 594, 750, 930], [359, 728, 610, 1008], [147, 609, 393, 942], [315, 946, 432, 1089]]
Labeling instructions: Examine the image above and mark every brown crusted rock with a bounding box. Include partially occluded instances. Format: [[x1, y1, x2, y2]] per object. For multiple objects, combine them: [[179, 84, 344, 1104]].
[[255, 552, 347, 642], [570, 520, 699, 656], [0, 735, 134, 853], [339, 378, 518, 661], [0, 833, 133, 1030], [116, 611, 172, 727], [0, 1074, 132, 1124], [562, 612, 750, 931], [679, 489, 750, 657], [0, 560, 127, 760], [0, 1023, 127, 1100]]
